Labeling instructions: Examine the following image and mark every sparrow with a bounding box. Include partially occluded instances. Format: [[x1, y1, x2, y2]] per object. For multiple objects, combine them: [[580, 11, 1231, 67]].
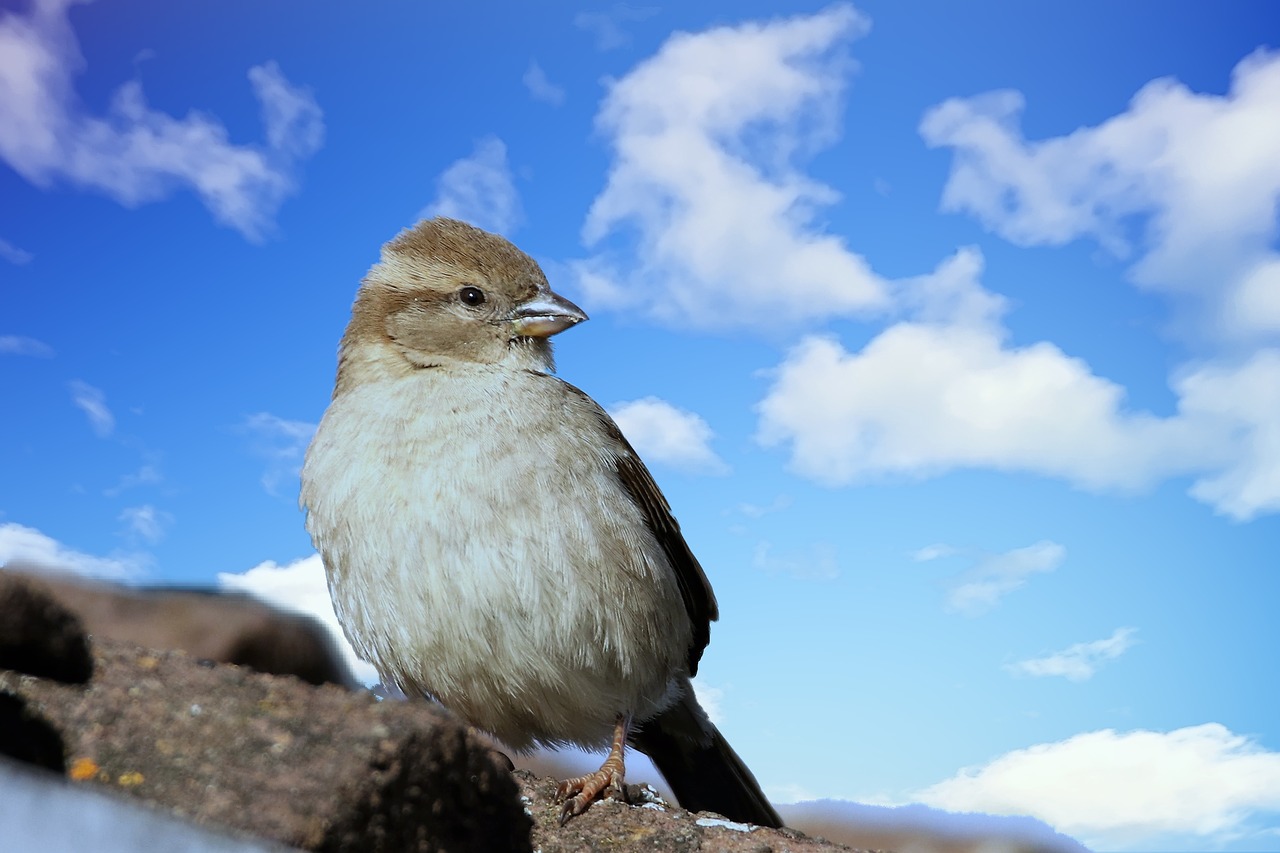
[[300, 217, 782, 827]]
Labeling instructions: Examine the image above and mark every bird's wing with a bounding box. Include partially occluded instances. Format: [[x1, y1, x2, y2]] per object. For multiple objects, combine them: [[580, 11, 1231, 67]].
[[560, 380, 719, 675]]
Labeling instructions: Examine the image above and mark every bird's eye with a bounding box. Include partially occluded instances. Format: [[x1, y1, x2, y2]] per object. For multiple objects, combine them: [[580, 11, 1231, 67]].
[[458, 286, 486, 307]]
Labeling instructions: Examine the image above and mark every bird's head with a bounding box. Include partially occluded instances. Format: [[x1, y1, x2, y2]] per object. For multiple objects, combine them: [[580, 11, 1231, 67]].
[[336, 218, 587, 389]]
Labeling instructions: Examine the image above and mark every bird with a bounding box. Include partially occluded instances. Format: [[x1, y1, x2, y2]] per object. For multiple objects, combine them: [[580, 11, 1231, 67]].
[[300, 217, 782, 828]]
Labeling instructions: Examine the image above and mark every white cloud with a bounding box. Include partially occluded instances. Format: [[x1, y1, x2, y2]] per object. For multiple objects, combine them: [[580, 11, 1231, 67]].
[[0, 335, 53, 356], [68, 379, 113, 436], [574, 4, 890, 331], [240, 412, 315, 496], [0, 237, 33, 264], [913, 723, 1280, 850], [608, 396, 728, 474], [751, 539, 839, 581], [755, 322, 1193, 493], [891, 244, 1008, 329], [217, 554, 379, 685], [574, 5, 658, 51], [756, 246, 1280, 519], [944, 541, 1064, 616], [921, 49, 1280, 343], [0, 522, 145, 580], [420, 136, 521, 236], [754, 249, 1188, 491], [623, 35, 1280, 518], [522, 61, 565, 106], [118, 504, 171, 545], [0, 0, 323, 241], [1006, 627, 1137, 681], [1175, 350, 1280, 520]]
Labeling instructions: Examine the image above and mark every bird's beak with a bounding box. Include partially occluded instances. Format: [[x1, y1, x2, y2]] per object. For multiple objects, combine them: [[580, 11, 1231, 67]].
[[510, 290, 588, 338]]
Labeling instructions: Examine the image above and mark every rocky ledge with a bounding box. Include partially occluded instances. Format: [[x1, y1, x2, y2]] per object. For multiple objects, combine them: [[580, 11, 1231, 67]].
[[1, 571, 859, 852]]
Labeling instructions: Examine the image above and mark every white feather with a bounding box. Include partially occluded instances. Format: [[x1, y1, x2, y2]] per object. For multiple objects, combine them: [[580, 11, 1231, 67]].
[[301, 360, 691, 750]]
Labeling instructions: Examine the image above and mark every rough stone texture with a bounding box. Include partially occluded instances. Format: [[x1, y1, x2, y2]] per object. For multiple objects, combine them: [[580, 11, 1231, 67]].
[[516, 772, 861, 852], [1, 756, 292, 852], [1, 636, 532, 852], [0, 571, 865, 852], [7, 565, 357, 688]]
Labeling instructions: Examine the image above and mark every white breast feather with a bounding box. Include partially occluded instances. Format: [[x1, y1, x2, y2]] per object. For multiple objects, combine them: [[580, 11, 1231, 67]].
[[300, 365, 691, 749]]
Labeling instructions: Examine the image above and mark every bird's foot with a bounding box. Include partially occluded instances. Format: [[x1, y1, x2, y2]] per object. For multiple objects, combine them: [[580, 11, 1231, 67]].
[[555, 714, 630, 825], [556, 762, 627, 824]]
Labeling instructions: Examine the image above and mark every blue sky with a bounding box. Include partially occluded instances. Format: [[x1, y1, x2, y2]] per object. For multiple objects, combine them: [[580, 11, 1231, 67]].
[[3, 1, 1279, 849]]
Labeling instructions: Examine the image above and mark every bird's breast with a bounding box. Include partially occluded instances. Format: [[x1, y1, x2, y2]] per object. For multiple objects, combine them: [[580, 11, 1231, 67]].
[[300, 367, 690, 748]]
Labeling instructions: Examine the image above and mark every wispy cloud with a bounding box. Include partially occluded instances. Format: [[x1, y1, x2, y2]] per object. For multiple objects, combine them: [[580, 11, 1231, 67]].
[[944, 540, 1065, 616], [0, 237, 33, 265], [0, 522, 146, 580], [573, 5, 889, 331], [912, 723, 1280, 850], [118, 504, 172, 545], [420, 136, 521, 235], [752, 540, 839, 581], [912, 543, 958, 562], [1006, 627, 1138, 681], [522, 61, 565, 106], [608, 396, 728, 475], [240, 412, 315, 496], [0, 0, 323, 241], [921, 49, 1280, 344], [0, 335, 53, 357], [249, 61, 324, 157], [574, 5, 658, 51], [68, 379, 113, 437]]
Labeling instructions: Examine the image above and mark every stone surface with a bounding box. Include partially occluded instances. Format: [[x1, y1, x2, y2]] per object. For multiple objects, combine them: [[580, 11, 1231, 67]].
[[516, 772, 860, 852], [7, 566, 356, 688], [1, 636, 532, 852], [0, 757, 291, 852], [0, 570, 868, 852]]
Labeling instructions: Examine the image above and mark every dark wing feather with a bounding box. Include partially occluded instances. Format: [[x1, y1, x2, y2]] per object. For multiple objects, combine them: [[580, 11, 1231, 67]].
[[561, 381, 718, 675], [630, 691, 784, 827]]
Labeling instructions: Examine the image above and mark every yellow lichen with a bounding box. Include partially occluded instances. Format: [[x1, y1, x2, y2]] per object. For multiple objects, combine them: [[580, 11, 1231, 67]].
[[69, 757, 99, 781], [117, 771, 145, 787]]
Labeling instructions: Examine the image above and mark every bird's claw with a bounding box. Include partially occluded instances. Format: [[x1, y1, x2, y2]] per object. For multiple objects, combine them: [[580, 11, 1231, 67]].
[[555, 768, 626, 825]]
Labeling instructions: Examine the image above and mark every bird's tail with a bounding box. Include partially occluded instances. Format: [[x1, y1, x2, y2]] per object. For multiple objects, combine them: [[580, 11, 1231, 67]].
[[630, 688, 783, 828]]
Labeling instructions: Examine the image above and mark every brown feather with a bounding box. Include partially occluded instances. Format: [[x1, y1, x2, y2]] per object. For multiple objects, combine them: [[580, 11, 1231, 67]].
[[562, 384, 718, 675]]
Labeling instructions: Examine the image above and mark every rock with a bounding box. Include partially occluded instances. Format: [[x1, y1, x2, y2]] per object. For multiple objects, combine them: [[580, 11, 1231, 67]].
[[516, 772, 859, 852], [4, 566, 356, 688], [0, 572, 93, 684], [0, 756, 292, 852], [1, 638, 531, 852], [0, 571, 863, 852]]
